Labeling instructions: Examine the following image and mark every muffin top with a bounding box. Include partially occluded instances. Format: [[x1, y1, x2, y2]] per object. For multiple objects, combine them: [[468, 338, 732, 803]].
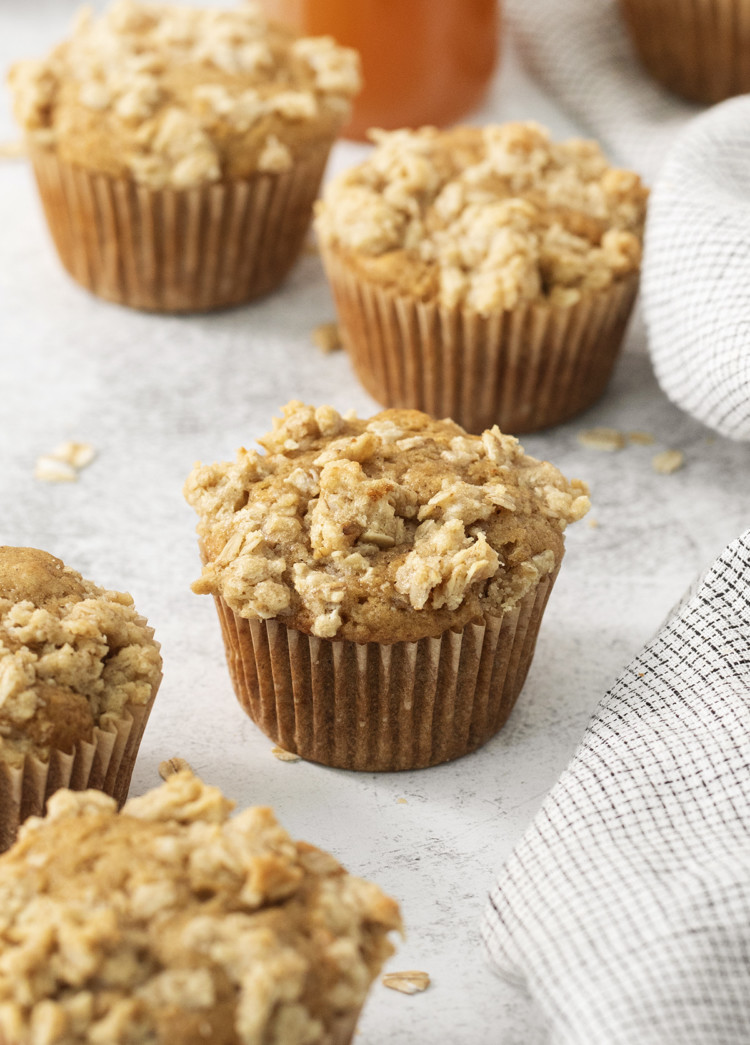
[[0, 770, 401, 1044], [315, 121, 649, 314], [8, 0, 361, 188], [0, 547, 162, 766], [184, 402, 590, 644]]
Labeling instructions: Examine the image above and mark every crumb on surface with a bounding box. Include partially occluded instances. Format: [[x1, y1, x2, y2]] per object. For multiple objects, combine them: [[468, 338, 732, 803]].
[[577, 427, 626, 452], [627, 430, 654, 446], [382, 971, 430, 995], [34, 440, 96, 482], [158, 756, 193, 780], [312, 322, 341, 354], [272, 745, 301, 762], [652, 449, 685, 474], [34, 456, 78, 483]]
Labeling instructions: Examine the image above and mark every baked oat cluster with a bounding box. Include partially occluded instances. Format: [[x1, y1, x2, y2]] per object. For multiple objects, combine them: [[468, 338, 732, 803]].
[[8, 0, 361, 188], [185, 402, 590, 644], [0, 770, 401, 1045], [0, 547, 162, 766], [315, 122, 649, 313]]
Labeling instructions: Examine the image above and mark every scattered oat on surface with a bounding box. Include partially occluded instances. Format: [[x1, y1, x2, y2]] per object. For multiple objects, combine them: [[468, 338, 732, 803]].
[[35, 440, 96, 482], [316, 122, 647, 314], [158, 756, 193, 780], [0, 140, 25, 159], [577, 427, 626, 452], [51, 439, 97, 469], [272, 745, 301, 762], [396, 797, 408, 805], [382, 971, 430, 995], [312, 321, 342, 354], [33, 455, 78, 482], [185, 402, 590, 644], [0, 770, 402, 1044], [627, 430, 655, 446], [587, 518, 600, 529], [652, 449, 685, 474]]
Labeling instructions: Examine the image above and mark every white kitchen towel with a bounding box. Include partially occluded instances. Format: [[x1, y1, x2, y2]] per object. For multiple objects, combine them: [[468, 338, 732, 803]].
[[505, 0, 697, 183], [506, 0, 750, 441], [641, 96, 750, 443], [482, 529, 750, 1045]]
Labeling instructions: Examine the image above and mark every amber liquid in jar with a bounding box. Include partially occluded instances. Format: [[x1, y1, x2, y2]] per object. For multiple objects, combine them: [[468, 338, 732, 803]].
[[259, 0, 501, 140]]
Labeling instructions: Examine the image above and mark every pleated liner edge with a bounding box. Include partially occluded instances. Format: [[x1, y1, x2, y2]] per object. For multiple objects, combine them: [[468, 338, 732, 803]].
[[29, 144, 332, 312], [321, 244, 639, 435], [0, 687, 158, 854], [212, 567, 559, 772]]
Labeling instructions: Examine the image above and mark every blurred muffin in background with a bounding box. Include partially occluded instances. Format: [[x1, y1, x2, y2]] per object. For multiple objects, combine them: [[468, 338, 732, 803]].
[[618, 0, 750, 105], [8, 0, 360, 311], [315, 121, 648, 434]]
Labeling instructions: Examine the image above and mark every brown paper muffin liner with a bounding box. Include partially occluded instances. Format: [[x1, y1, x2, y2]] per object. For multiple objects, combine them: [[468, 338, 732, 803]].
[[320, 245, 640, 434], [618, 0, 750, 104], [28, 143, 332, 312], [212, 566, 559, 772], [0, 692, 157, 853]]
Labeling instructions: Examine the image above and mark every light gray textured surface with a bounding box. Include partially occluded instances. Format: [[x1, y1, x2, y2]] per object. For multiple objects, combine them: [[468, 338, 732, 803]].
[[1, 5, 749, 1043]]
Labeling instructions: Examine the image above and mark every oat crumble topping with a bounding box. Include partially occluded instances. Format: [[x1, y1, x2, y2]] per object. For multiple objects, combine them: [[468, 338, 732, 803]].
[[184, 402, 589, 644], [8, 0, 360, 188], [0, 770, 401, 1044], [0, 547, 162, 766], [315, 122, 648, 314]]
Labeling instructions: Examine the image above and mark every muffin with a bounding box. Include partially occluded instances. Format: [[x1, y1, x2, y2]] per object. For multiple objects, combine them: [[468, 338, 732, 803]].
[[0, 769, 401, 1044], [7, 0, 360, 312], [315, 122, 648, 434], [618, 0, 750, 105], [184, 401, 590, 771], [0, 546, 162, 850]]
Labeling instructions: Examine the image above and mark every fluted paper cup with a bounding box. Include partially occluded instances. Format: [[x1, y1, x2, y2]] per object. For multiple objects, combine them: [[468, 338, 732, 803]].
[[321, 244, 639, 434], [211, 567, 559, 772], [29, 144, 332, 312], [618, 0, 750, 104], [0, 692, 158, 853]]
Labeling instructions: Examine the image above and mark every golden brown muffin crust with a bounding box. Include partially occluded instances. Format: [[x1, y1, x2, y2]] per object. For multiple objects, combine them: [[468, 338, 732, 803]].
[[0, 771, 401, 1045], [0, 546, 85, 608], [0, 546, 162, 766], [184, 402, 590, 644]]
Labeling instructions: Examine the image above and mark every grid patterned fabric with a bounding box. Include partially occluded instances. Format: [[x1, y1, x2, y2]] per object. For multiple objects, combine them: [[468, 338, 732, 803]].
[[482, 531, 750, 1044], [642, 98, 750, 442], [506, 0, 750, 441]]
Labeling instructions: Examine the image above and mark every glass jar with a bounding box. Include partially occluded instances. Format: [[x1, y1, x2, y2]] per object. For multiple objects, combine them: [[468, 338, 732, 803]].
[[258, 0, 501, 140]]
